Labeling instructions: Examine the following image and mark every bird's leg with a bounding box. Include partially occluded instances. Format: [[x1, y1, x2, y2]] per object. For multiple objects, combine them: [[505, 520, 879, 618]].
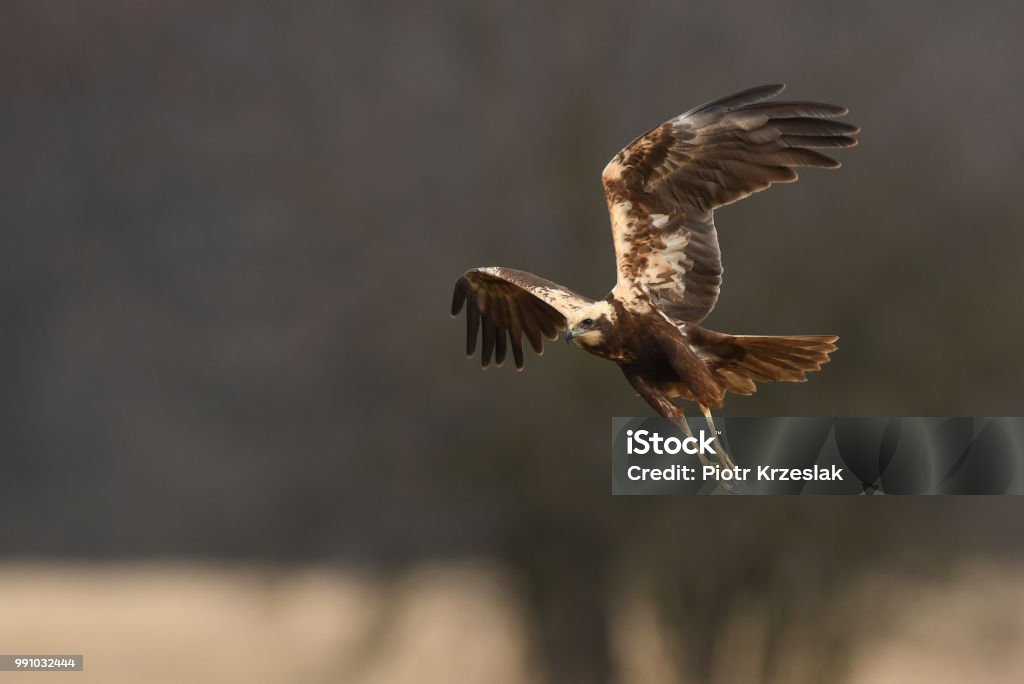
[[673, 412, 716, 471], [623, 371, 735, 490], [684, 410, 736, 492], [700, 404, 737, 471]]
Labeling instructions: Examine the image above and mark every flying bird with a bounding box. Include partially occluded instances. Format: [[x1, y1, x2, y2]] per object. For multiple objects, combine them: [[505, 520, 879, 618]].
[[450, 85, 856, 469]]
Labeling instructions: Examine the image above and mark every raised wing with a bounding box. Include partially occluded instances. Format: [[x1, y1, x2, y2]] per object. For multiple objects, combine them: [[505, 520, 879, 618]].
[[451, 267, 593, 370], [603, 84, 858, 322]]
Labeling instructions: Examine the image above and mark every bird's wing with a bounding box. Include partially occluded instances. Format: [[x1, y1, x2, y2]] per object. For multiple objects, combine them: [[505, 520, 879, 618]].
[[451, 267, 594, 370], [603, 84, 858, 322]]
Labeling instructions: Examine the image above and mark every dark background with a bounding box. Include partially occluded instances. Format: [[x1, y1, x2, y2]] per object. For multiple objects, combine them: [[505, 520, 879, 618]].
[[2, 2, 1023, 682]]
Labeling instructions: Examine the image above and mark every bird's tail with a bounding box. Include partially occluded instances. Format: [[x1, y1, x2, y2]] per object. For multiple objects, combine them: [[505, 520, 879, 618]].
[[712, 334, 839, 396]]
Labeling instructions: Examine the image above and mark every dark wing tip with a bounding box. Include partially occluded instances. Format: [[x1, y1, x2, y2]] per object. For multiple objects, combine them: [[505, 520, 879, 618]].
[[729, 83, 786, 103], [782, 101, 848, 117], [450, 277, 468, 316], [687, 84, 786, 117], [792, 148, 843, 168], [743, 101, 852, 119]]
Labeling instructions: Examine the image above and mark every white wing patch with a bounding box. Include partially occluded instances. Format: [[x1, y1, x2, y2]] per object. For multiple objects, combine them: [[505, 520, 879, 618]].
[[607, 199, 636, 285], [532, 285, 590, 320]]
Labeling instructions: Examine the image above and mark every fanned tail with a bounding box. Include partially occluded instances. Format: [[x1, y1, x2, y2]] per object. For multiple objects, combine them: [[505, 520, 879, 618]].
[[711, 334, 838, 396]]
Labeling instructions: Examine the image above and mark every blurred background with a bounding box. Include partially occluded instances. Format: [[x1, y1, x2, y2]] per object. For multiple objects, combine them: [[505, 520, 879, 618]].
[[2, 1, 1024, 682]]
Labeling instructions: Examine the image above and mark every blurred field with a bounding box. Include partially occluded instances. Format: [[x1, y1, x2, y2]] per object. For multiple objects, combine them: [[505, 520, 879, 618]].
[[1, 560, 1022, 684], [0, 561, 530, 684]]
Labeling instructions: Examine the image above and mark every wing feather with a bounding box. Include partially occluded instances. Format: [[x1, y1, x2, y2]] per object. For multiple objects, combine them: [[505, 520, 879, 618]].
[[465, 299, 480, 355], [494, 315, 508, 367], [517, 303, 545, 353], [603, 84, 858, 323], [451, 267, 593, 370]]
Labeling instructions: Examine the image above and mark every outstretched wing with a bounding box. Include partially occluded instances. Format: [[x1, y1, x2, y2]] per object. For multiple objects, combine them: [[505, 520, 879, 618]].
[[451, 267, 593, 370], [603, 84, 858, 322]]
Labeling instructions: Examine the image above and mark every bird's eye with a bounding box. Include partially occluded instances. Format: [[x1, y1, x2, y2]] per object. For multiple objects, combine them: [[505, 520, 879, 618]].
[[582, 318, 594, 327]]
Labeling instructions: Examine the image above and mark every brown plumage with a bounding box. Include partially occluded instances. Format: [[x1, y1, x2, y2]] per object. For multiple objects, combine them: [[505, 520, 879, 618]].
[[450, 85, 856, 463]]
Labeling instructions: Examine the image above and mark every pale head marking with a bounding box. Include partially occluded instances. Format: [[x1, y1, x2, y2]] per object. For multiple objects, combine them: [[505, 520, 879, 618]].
[[566, 301, 615, 347], [567, 300, 615, 328]]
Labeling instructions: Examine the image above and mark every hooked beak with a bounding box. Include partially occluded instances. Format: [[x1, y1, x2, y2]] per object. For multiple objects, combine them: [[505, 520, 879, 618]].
[[564, 326, 576, 343]]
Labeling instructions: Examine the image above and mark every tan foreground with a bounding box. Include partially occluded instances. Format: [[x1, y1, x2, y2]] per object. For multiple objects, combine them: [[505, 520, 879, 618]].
[[0, 560, 1022, 683]]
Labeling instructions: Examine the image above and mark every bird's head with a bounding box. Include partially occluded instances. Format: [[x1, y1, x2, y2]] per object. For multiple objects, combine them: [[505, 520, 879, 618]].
[[565, 301, 615, 347]]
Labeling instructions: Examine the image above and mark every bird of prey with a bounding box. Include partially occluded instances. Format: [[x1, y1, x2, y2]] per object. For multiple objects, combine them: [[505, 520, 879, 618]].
[[451, 85, 856, 469]]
